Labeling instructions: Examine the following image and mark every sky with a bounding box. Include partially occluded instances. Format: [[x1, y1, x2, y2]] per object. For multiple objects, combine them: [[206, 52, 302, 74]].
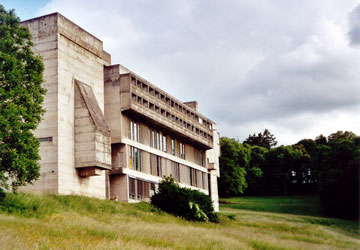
[[2, 0, 360, 145]]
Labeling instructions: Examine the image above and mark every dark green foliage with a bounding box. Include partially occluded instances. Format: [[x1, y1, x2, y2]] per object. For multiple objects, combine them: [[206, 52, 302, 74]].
[[0, 5, 46, 191], [243, 129, 278, 149], [243, 145, 267, 195], [0, 188, 5, 201], [261, 145, 310, 195], [151, 177, 218, 222], [219, 137, 249, 197], [220, 130, 359, 220], [315, 134, 327, 145], [317, 137, 360, 220]]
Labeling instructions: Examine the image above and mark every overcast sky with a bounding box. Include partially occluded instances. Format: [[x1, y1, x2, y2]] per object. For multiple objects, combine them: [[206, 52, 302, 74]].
[[3, 0, 360, 145]]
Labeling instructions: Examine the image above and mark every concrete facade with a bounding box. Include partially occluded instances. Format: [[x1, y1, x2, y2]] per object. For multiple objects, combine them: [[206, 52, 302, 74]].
[[21, 13, 220, 211]]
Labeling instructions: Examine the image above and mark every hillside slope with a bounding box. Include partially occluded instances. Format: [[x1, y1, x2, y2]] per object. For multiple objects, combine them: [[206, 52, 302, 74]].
[[0, 193, 359, 249]]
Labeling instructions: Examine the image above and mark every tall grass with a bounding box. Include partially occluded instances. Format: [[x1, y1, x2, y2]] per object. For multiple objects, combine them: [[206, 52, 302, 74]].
[[0, 193, 359, 249]]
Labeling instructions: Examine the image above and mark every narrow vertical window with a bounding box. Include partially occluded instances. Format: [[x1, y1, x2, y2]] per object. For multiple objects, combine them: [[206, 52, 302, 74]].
[[156, 156, 162, 177], [180, 143, 185, 159], [129, 178, 136, 199], [171, 139, 175, 156], [152, 130, 155, 148], [163, 135, 167, 152], [156, 132, 160, 150], [199, 150, 204, 166], [130, 120, 133, 140], [136, 123, 140, 142], [135, 147, 139, 170], [129, 146, 133, 169], [159, 132, 163, 151], [134, 122, 137, 142]]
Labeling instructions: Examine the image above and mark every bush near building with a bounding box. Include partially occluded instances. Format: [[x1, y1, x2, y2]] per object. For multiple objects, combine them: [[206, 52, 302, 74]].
[[151, 177, 218, 222]]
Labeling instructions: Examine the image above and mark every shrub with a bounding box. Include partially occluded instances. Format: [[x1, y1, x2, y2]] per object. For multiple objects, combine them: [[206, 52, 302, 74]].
[[0, 188, 5, 201], [151, 177, 218, 222]]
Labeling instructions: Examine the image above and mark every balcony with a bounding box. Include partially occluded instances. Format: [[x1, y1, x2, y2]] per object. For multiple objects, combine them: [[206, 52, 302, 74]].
[[119, 73, 214, 149]]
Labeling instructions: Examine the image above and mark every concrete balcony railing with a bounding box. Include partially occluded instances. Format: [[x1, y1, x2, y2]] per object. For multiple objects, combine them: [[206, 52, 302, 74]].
[[118, 73, 214, 149]]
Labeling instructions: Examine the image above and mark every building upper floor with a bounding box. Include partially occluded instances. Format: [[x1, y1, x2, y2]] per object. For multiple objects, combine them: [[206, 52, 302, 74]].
[[104, 64, 216, 150]]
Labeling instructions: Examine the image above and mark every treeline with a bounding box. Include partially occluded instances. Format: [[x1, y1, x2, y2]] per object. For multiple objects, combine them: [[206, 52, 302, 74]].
[[219, 130, 360, 220]]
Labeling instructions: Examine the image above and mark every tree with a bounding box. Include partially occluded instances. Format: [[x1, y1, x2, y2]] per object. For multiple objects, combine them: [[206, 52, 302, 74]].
[[218, 137, 250, 197], [327, 130, 357, 142], [317, 137, 360, 220], [243, 129, 277, 149], [295, 139, 319, 192], [315, 134, 327, 145], [0, 5, 46, 192], [243, 145, 268, 195], [262, 145, 310, 195]]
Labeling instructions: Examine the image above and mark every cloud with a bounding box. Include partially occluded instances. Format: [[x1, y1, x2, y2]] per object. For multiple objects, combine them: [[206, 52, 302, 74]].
[[37, 0, 360, 144], [349, 4, 360, 45]]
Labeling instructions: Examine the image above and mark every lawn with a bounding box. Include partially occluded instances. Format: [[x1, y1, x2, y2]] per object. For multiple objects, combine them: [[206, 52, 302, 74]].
[[219, 196, 323, 217], [0, 193, 359, 249]]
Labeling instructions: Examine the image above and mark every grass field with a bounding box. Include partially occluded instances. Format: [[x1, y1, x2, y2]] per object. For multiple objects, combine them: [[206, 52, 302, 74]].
[[220, 196, 323, 217], [0, 193, 359, 249]]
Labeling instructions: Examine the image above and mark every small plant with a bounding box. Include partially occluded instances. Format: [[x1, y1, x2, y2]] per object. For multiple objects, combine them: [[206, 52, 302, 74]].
[[151, 176, 218, 222]]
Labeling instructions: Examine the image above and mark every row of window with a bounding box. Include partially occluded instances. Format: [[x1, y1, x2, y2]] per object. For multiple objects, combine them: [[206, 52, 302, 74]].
[[149, 128, 167, 153], [130, 75, 212, 130], [129, 178, 156, 200], [128, 145, 207, 189], [131, 92, 213, 142], [130, 119, 187, 160]]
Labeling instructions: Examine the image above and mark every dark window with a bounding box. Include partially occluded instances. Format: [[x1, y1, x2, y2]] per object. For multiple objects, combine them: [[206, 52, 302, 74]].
[[39, 137, 52, 142]]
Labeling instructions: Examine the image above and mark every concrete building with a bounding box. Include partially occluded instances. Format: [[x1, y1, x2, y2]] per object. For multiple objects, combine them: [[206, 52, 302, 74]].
[[21, 13, 220, 211]]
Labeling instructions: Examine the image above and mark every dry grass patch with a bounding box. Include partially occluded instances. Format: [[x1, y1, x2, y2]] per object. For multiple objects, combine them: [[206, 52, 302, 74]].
[[0, 193, 359, 249]]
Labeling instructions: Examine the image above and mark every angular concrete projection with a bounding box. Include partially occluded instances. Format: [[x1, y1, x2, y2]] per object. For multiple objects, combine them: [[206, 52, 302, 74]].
[[75, 79, 111, 176]]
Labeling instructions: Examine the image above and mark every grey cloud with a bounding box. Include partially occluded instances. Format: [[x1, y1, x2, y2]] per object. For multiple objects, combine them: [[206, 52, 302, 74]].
[[38, 0, 360, 144], [349, 4, 360, 45]]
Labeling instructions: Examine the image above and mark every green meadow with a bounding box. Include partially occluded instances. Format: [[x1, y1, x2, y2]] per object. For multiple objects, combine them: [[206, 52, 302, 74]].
[[0, 193, 358, 249]]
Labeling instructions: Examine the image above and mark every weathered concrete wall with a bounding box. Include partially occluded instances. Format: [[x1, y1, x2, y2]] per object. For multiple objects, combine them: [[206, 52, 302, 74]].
[[74, 81, 111, 170], [21, 13, 111, 198], [206, 124, 220, 211], [20, 14, 59, 194], [110, 175, 128, 201], [210, 174, 219, 212], [56, 13, 110, 198]]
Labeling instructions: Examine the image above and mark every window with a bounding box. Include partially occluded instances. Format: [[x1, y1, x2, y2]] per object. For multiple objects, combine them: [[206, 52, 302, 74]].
[[150, 129, 155, 148], [129, 177, 151, 200], [171, 139, 175, 156], [137, 180, 144, 199], [156, 131, 161, 150], [162, 135, 167, 152], [150, 128, 163, 150], [129, 177, 136, 199], [171, 162, 180, 182], [156, 156, 162, 177], [202, 172, 208, 190], [129, 146, 142, 171], [39, 137, 52, 142], [129, 120, 140, 142], [180, 143, 185, 159], [198, 149, 205, 166], [190, 168, 197, 187]]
